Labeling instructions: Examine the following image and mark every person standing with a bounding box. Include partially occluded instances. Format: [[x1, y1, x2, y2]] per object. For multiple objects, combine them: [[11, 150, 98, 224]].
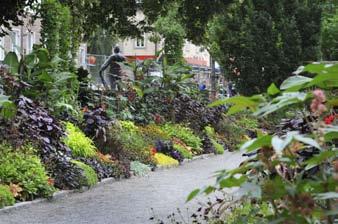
[[99, 46, 126, 90]]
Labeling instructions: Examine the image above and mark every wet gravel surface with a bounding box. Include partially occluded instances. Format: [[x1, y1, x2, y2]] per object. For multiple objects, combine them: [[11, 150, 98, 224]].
[[0, 152, 244, 224]]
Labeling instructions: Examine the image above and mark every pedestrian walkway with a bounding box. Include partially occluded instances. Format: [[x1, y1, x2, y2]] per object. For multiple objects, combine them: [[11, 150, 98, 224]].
[[0, 152, 244, 224]]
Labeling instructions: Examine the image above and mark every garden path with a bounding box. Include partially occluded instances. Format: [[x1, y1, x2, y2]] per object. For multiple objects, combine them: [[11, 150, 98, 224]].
[[0, 151, 244, 224]]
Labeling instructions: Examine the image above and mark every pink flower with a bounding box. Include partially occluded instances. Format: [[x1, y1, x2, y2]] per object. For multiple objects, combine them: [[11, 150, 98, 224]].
[[313, 89, 326, 102], [311, 89, 327, 115]]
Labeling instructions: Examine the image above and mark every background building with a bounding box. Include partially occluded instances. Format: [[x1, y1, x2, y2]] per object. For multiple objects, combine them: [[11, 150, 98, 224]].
[[0, 17, 87, 68]]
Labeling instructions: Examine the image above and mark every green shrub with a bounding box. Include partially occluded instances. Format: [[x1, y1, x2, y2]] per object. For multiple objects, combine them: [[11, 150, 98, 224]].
[[173, 144, 192, 159], [161, 123, 202, 153], [118, 128, 153, 164], [119, 120, 139, 133], [71, 160, 98, 187], [215, 117, 246, 151], [0, 144, 55, 200], [64, 122, 97, 158], [104, 121, 154, 164], [210, 139, 224, 154], [130, 161, 151, 176], [204, 126, 225, 154], [139, 124, 171, 144], [0, 185, 15, 208]]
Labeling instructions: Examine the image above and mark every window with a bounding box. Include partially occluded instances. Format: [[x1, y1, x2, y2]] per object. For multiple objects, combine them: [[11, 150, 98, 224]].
[[135, 34, 145, 48], [26, 32, 35, 53], [10, 29, 21, 55], [0, 37, 4, 61]]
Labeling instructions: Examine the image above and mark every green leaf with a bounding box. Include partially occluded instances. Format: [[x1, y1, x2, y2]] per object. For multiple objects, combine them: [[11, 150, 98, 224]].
[[303, 63, 326, 74], [219, 175, 246, 188], [133, 86, 144, 98], [315, 192, 338, 200], [4, 52, 19, 74], [209, 95, 263, 115], [186, 189, 200, 202], [254, 92, 308, 117], [307, 73, 338, 89], [280, 75, 312, 90], [272, 132, 321, 155], [305, 150, 337, 170], [272, 135, 292, 155], [0, 101, 17, 119], [323, 126, 338, 141], [0, 94, 10, 107], [267, 83, 280, 95], [293, 134, 321, 150], [203, 186, 216, 195], [240, 135, 272, 152], [303, 63, 338, 89]]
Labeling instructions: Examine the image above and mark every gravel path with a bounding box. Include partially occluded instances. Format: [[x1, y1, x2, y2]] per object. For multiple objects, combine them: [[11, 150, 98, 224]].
[[0, 151, 244, 224]]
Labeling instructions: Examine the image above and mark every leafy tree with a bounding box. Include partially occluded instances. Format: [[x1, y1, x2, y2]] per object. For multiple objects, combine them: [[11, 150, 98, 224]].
[[0, 0, 37, 36], [205, 0, 321, 95], [87, 28, 118, 55], [321, 1, 338, 60], [153, 2, 186, 65], [295, 0, 322, 61]]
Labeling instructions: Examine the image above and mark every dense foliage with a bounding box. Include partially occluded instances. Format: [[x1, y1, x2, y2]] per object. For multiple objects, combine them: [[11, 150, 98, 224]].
[[0, 144, 55, 201], [206, 0, 322, 95], [0, 185, 15, 208], [188, 63, 338, 223], [64, 122, 97, 158], [0, 0, 37, 36], [71, 160, 98, 188], [321, 2, 338, 60]]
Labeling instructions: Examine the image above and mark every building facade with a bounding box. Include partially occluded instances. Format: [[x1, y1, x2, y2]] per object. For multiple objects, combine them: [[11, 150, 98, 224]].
[[0, 18, 41, 61], [0, 18, 87, 68]]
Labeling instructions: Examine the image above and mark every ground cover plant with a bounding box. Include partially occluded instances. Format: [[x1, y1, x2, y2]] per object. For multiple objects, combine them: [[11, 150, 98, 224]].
[[187, 63, 338, 223], [71, 160, 98, 187], [64, 122, 97, 158], [0, 185, 15, 208], [0, 144, 55, 201], [161, 123, 203, 154], [153, 153, 179, 167]]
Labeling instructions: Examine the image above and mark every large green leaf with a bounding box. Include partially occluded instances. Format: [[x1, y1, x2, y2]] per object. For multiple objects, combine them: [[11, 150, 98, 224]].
[[323, 126, 338, 141], [272, 132, 321, 155], [240, 135, 272, 152], [267, 83, 280, 95], [3, 52, 19, 74], [186, 189, 200, 202], [254, 92, 308, 117], [208, 95, 263, 115], [303, 63, 338, 89], [307, 73, 338, 89], [293, 134, 321, 149], [315, 192, 338, 200], [280, 75, 312, 90], [272, 135, 293, 155], [0, 94, 10, 107], [305, 150, 337, 170], [219, 175, 246, 188]]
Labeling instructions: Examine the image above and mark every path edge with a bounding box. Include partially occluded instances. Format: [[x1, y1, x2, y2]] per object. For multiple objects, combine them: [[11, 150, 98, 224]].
[[0, 153, 218, 214]]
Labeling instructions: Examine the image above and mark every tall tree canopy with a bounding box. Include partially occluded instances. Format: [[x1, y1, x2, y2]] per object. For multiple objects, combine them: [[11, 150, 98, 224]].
[[204, 0, 322, 95], [0, 0, 37, 36]]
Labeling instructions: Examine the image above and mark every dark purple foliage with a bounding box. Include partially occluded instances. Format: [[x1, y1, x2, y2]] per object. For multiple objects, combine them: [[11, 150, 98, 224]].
[[155, 140, 184, 163], [173, 94, 224, 131], [0, 96, 84, 189]]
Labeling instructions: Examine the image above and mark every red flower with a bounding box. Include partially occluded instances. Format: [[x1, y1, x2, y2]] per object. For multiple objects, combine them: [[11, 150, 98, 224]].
[[153, 114, 163, 124], [150, 147, 157, 156], [324, 115, 335, 125], [47, 178, 55, 186]]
